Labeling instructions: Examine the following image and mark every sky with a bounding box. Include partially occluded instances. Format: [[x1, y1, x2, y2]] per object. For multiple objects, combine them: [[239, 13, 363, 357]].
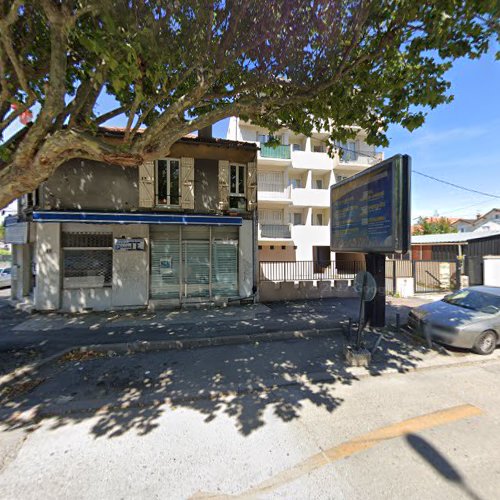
[[2, 45, 499, 223]]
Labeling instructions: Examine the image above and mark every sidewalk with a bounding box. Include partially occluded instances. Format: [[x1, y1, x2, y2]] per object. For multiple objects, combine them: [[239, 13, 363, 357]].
[[1, 296, 430, 356]]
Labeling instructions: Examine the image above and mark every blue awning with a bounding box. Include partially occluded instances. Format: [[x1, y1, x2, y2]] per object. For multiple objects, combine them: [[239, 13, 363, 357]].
[[33, 211, 243, 226]]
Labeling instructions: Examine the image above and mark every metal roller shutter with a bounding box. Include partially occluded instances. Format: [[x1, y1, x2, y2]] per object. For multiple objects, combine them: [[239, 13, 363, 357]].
[[150, 227, 180, 299]]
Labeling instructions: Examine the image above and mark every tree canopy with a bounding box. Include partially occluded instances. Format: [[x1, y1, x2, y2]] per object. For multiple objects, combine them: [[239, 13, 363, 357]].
[[0, 0, 498, 208], [413, 216, 459, 235]]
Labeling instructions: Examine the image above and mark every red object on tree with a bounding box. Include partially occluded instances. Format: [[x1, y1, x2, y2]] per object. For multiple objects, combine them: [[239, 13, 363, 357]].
[[10, 103, 33, 125]]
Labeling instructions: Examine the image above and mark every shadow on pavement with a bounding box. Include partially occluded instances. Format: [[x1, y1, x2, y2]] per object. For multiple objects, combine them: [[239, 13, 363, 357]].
[[0, 306, 428, 439], [406, 433, 483, 500]]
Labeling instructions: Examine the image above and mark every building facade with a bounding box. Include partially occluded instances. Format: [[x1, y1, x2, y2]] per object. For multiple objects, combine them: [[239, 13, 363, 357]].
[[227, 117, 382, 268], [7, 130, 258, 311]]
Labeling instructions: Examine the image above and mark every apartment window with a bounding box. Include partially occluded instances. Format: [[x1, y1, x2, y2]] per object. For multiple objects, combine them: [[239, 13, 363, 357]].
[[62, 232, 113, 288], [258, 133, 281, 145], [293, 213, 302, 225], [229, 163, 246, 210], [315, 179, 323, 189], [289, 177, 302, 189], [340, 141, 357, 162], [313, 145, 326, 153], [292, 143, 303, 151], [157, 159, 180, 206], [314, 213, 324, 226]]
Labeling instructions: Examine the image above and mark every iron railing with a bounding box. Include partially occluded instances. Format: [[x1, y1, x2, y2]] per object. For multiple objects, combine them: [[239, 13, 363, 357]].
[[260, 144, 291, 159], [260, 224, 291, 239], [259, 260, 365, 282]]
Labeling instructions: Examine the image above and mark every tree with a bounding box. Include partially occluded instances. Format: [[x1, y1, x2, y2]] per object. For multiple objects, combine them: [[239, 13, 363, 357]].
[[0, 1, 498, 209], [413, 216, 458, 235]]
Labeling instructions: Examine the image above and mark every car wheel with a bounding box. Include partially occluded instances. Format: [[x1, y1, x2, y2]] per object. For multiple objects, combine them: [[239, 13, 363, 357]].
[[473, 330, 497, 355]]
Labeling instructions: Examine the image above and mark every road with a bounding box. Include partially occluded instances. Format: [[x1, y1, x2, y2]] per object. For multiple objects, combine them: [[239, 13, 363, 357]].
[[1, 350, 499, 499]]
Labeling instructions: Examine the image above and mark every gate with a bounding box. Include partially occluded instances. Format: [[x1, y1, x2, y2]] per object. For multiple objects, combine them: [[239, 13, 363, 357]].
[[414, 260, 457, 293]]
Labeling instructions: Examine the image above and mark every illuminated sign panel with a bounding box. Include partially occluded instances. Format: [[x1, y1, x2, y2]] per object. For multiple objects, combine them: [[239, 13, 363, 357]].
[[330, 155, 410, 254]]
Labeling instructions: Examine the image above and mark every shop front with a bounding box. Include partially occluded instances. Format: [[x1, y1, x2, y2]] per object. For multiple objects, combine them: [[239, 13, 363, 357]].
[[29, 211, 254, 312]]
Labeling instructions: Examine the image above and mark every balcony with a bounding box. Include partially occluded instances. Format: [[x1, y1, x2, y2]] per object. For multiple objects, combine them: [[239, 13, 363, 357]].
[[259, 223, 292, 239], [338, 151, 383, 168], [291, 187, 330, 207], [258, 184, 291, 203], [291, 150, 334, 170], [259, 144, 291, 160]]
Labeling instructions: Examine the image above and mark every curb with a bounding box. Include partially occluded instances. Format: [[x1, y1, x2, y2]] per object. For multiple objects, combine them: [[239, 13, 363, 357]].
[[0, 327, 343, 387], [79, 327, 343, 355]]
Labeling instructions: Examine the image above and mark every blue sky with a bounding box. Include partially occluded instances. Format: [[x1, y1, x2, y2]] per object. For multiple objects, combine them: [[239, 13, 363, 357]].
[[2, 46, 499, 221]]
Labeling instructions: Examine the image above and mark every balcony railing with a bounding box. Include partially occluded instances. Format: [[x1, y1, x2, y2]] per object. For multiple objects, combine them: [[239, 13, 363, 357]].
[[258, 184, 291, 200], [260, 144, 291, 159], [339, 150, 383, 165], [260, 224, 291, 239], [260, 260, 365, 282]]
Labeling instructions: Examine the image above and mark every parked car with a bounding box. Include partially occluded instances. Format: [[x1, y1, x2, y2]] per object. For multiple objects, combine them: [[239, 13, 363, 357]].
[[0, 267, 11, 288], [407, 286, 500, 355]]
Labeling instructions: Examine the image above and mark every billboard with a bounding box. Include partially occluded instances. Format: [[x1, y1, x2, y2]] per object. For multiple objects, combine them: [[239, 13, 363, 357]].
[[330, 155, 410, 254]]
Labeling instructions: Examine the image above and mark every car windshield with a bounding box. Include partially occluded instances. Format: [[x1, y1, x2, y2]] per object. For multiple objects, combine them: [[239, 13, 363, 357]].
[[442, 289, 500, 314]]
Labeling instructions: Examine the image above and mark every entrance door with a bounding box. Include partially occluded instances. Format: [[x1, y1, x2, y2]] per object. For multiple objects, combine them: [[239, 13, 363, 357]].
[[182, 241, 210, 298]]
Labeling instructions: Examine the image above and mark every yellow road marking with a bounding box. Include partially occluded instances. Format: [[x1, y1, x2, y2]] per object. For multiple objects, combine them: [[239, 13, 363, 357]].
[[192, 404, 482, 499]]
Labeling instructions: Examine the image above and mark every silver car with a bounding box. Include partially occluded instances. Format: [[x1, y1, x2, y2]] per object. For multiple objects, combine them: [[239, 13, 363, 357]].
[[407, 286, 500, 355], [0, 267, 11, 288]]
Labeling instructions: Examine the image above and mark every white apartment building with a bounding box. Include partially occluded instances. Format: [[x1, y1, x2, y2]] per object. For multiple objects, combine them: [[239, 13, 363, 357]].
[[227, 117, 383, 268]]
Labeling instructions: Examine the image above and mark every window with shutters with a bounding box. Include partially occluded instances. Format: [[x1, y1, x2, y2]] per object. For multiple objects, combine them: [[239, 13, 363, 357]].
[[229, 163, 247, 210], [156, 159, 180, 206], [62, 232, 113, 288]]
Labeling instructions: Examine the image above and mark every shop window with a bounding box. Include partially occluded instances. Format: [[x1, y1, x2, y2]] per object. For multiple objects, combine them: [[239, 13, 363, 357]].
[[62, 232, 113, 288], [229, 163, 246, 209], [156, 158, 180, 206]]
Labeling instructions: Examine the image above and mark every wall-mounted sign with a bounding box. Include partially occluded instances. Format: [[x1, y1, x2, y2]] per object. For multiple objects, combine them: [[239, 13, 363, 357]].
[[160, 257, 173, 275], [113, 238, 145, 251], [4, 217, 29, 244], [330, 155, 411, 254]]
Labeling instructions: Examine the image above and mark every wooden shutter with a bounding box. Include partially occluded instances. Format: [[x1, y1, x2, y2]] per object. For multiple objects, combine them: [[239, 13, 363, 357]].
[[246, 161, 257, 211], [218, 160, 229, 211], [181, 157, 195, 210], [139, 161, 155, 208]]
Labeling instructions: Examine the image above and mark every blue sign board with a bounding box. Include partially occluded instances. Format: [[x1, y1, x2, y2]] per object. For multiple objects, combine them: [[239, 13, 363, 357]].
[[330, 155, 410, 254]]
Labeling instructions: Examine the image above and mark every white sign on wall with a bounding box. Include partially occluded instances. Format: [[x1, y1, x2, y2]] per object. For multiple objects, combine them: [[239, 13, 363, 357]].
[[5, 221, 29, 244], [113, 238, 145, 251]]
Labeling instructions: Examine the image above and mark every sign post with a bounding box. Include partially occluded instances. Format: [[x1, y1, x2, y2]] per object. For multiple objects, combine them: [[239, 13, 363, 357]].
[[330, 154, 411, 328]]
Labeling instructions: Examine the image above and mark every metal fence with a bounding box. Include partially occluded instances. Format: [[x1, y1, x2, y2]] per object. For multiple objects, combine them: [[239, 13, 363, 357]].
[[259, 260, 365, 282]]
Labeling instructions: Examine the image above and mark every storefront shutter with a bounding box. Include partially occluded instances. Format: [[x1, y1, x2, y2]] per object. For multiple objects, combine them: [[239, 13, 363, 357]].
[[246, 161, 257, 210], [139, 161, 155, 208], [218, 160, 229, 211], [181, 157, 195, 210], [212, 240, 238, 297], [150, 227, 181, 299]]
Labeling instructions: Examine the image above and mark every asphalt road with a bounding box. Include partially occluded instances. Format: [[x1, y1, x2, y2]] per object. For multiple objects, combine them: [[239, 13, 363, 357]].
[[1, 348, 499, 499]]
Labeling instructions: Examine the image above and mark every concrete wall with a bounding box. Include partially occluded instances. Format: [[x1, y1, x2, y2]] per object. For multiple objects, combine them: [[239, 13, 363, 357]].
[[239, 220, 254, 297], [259, 245, 296, 262], [34, 222, 61, 311], [43, 160, 139, 211], [259, 280, 357, 302], [194, 159, 219, 212], [112, 224, 149, 307]]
